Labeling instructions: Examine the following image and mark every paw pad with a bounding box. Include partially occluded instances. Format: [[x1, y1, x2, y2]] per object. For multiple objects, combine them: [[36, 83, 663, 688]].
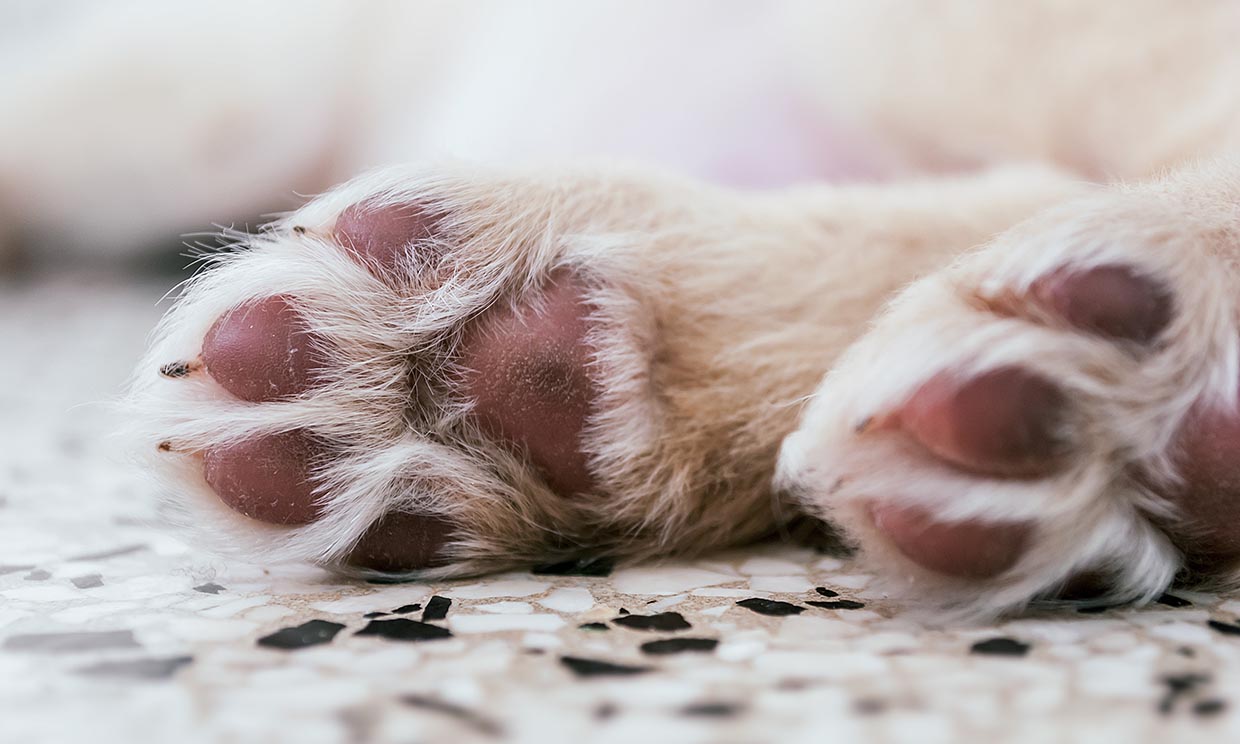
[[1031, 265, 1172, 344], [202, 295, 327, 402], [459, 268, 599, 497], [869, 503, 1031, 579], [882, 367, 1068, 478], [202, 430, 322, 526], [333, 200, 442, 275]]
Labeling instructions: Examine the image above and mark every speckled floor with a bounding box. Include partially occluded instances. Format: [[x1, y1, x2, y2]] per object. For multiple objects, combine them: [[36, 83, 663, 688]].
[[5, 274, 1240, 744]]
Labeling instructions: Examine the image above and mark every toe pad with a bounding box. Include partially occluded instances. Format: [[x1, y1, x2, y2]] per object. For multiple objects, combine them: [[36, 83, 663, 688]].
[[202, 296, 326, 402]]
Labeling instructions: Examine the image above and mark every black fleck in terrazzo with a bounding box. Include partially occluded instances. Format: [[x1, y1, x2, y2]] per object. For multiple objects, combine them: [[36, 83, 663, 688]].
[[611, 612, 691, 632], [1158, 673, 1211, 714], [400, 695, 503, 737], [4, 630, 141, 653], [531, 557, 614, 576], [681, 702, 741, 717], [70, 573, 103, 589], [639, 638, 718, 656], [1207, 619, 1240, 636], [193, 583, 225, 594], [421, 595, 452, 621], [807, 599, 865, 610], [391, 603, 422, 615], [1156, 593, 1192, 608], [67, 544, 145, 561], [76, 656, 194, 680], [1194, 699, 1227, 717], [257, 620, 345, 650], [970, 637, 1031, 657], [356, 618, 452, 642], [559, 656, 651, 678], [736, 598, 806, 617]]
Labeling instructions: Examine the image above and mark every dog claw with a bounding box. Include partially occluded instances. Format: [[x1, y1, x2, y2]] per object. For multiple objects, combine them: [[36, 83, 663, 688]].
[[159, 358, 203, 379]]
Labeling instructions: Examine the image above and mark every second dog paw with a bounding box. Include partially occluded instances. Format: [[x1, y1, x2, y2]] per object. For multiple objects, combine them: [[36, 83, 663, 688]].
[[779, 167, 1240, 618]]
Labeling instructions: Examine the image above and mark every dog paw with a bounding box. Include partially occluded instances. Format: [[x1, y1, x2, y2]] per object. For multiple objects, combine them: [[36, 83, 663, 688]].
[[777, 164, 1240, 618], [127, 164, 793, 577]]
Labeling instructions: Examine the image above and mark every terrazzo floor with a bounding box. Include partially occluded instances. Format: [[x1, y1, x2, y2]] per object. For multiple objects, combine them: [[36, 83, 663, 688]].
[[5, 273, 1240, 744]]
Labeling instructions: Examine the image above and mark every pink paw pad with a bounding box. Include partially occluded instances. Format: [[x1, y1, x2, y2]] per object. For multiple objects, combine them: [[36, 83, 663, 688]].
[[1031, 265, 1173, 344], [187, 204, 460, 570], [865, 265, 1177, 581], [202, 430, 322, 526], [883, 367, 1068, 479], [200, 297, 335, 527], [458, 268, 600, 497], [1164, 404, 1240, 573], [333, 201, 441, 274], [346, 512, 455, 572], [869, 503, 1032, 579], [202, 295, 327, 402], [865, 368, 1061, 578]]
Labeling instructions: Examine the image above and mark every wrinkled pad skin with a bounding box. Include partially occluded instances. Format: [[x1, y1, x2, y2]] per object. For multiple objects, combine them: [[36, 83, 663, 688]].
[[202, 295, 325, 402], [459, 268, 600, 497], [203, 430, 323, 525], [1165, 405, 1240, 572], [891, 368, 1068, 479], [346, 512, 455, 572]]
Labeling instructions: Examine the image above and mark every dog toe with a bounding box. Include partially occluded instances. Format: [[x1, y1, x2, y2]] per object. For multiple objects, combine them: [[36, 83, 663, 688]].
[[885, 367, 1068, 478], [202, 295, 327, 402], [202, 430, 323, 525]]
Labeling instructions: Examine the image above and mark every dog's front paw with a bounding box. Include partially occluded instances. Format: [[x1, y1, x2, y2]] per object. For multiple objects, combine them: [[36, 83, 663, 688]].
[[127, 164, 792, 578], [778, 162, 1240, 618]]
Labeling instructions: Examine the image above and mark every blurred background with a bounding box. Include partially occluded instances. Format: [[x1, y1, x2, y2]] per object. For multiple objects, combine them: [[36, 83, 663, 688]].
[[0, 0, 880, 274]]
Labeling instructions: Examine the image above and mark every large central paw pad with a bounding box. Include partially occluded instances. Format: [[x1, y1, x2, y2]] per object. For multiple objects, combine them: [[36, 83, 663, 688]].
[[459, 268, 599, 497]]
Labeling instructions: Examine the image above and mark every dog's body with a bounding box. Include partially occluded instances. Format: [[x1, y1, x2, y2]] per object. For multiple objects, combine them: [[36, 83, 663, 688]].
[[10, 1, 1240, 618], [1, 1, 880, 262]]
